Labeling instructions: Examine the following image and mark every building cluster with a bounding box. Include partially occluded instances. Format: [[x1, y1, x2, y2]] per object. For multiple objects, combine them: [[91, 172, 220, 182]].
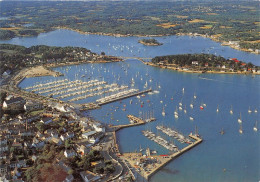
[[0, 94, 106, 182]]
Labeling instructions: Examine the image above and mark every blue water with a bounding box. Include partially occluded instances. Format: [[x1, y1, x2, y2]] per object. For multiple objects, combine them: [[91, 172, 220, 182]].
[[0, 29, 259, 65], [4, 29, 260, 182]]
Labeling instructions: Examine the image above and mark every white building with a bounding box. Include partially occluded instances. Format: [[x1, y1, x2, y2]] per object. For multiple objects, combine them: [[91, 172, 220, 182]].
[[24, 101, 43, 112], [64, 150, 76, 158]]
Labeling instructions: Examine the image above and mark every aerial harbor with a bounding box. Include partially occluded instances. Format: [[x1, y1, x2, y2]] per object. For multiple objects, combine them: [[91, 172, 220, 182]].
[[0, 1, 259, 182]]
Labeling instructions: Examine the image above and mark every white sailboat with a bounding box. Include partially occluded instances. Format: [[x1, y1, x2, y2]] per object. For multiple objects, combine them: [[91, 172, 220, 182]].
[[193, 93, 197, 99], [239, 124, 243, 134], [162, 106, 166, 116], [238, 113, 242, 123], [184, 105, 187, 114], [254, 109, 258, 113], [190, 103, 194, 109], [230, 105, 233, 115], [216, 105, 219, 113], [174, 107, 178, 115], [248, 106, 252, 113], [253, 121, 258, 132]]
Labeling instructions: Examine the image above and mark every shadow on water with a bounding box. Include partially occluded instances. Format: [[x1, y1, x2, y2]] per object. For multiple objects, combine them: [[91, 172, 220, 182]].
[[160, 168, 180, 175]]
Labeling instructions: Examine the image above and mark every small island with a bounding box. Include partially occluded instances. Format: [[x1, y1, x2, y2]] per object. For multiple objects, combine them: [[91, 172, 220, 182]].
[[150, 53, 259, 74], [138, 38, 163, 46]]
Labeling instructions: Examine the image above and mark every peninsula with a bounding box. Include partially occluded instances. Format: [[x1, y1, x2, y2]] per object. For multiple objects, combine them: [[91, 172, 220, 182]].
[[150, 53, 260, 74]]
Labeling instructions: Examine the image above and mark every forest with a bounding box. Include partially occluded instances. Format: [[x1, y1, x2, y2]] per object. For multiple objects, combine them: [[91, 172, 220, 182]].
[[0, 44, 118, 75], [0, 1, 259, 50], [152, 53, 257, 71]]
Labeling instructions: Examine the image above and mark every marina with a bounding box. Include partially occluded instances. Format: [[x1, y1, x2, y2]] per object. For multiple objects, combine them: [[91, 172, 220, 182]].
[[120, 133, 202, 180], [13, 29, 260, 182]]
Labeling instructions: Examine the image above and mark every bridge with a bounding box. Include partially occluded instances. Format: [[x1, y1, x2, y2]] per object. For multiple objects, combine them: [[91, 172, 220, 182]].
[[117, 56, 152, 62]]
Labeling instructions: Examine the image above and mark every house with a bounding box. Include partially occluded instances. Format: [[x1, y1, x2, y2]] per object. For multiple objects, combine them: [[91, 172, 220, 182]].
[[20, 115, 40, 123], [204, 63, 209, 67], [32, 141, 45, 148], [221, 65, 226, 69], [82, 131, 97, 140], [80, 170, 101, 182], [2, 69, 11, 76], [67, 120, 76, 125], [75, 144, 90, 156], [0, 164, 8, 175], [60, 132, 74, 141], [63, 174, 74, 182], [192, 61, 199, 65], [24, 101, 43, 112], [2, 97, 25, 110], [64, 150, 76, 158], [92, 123, 105, 132], [51, 137, 63, 146], [40, 117, 53, 125], [10, 160, 27, 169]]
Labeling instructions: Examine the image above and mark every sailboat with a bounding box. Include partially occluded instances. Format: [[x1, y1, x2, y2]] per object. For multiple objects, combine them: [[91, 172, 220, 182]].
[[238, 113, 242, 123], [248, 106, 252, 113], [140, 145, 144, 152], [189, 116, 194, 121], [174, 107, 178, 115], [162, 106, 166, 116], [253, 121, 258, 132], [239, 124, 243, 134], [230, 105, 233, 114], [220, 128, 225, 135], [144, 81, 148, 88], [254, 109, 258, 113], [216, 105, 219, 113], [190, 103, 194, 109], [184, 105, 187, 114], [193, 93, 197, 99]]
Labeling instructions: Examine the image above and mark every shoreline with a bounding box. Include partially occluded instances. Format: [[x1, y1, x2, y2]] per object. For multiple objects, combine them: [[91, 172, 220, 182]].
[[55, 26, 259, 55], [144, 62, 260, 75]]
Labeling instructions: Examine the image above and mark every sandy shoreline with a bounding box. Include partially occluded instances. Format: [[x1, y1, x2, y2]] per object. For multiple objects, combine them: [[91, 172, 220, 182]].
[[22, 66, 63, 78]]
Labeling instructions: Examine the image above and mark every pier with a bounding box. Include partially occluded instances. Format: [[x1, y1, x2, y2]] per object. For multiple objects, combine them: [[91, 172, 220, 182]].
[[120, 134, 203, 180], [110, 115, 148, 131], [98, 88, 152, 106]]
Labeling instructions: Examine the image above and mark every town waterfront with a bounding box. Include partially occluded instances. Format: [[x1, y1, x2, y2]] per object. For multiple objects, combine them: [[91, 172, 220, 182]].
[[2, 29, 260, 182]]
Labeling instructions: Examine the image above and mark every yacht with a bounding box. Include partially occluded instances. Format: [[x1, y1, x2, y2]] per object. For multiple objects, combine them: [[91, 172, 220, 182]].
[[162, 106, 166, 116], [193, 93, 197, 99], [189, 116, 194, 121], [248, 107, 252, 113], [230, 105, 233, 114], [253, 121, 258, 132], [239, 125, 243, 134], [184, 106, 187, 114], [238, 113, 242, 123]]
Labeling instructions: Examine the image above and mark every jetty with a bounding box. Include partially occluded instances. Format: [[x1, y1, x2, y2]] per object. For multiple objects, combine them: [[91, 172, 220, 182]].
[[120, 134, 203, 180], [98, 88, 152, 106], [110, 114, 155, 131]]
